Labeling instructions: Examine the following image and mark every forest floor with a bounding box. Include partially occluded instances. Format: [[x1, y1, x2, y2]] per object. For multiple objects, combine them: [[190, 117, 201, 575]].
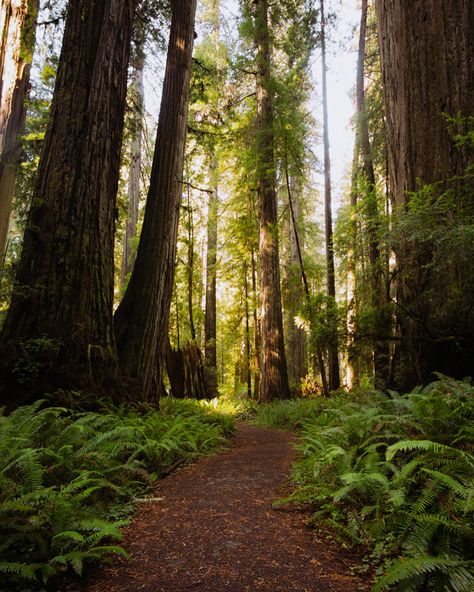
[[69, 423, 373, 592]]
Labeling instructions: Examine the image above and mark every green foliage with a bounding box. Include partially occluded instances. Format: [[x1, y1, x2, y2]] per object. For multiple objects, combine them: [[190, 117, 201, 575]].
[[0, 398, 237, 590], [253, 377, 474, 591]]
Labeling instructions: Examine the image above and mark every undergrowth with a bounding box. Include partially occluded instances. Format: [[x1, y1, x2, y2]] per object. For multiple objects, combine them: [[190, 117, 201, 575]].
[[253, 376, 474, 592], [0, 396, 239, 590]]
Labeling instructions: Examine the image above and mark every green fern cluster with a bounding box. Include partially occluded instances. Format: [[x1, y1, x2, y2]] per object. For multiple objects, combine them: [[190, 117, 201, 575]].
[[256, 376, 474, 591], [0, 397, 236, 590]]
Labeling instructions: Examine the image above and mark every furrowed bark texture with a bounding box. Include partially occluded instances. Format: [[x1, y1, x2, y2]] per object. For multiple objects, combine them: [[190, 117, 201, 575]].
[[114, 0, 197, 402], [1, 0, 134, 401], [320, 0, 340, 391], [0, 0, 39, 265], [255, 0, 290, 403], [376, 0, 474, 389]]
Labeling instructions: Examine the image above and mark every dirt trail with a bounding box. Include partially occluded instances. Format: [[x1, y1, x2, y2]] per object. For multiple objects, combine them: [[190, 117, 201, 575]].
[[75, 423, 372, 591]]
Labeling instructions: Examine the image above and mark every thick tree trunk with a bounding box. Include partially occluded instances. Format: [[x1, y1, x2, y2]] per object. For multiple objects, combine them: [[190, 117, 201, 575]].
[[114, 0, 197, 402], [356, 0, 390, 389], [0, 0, 39, 266], [375, 0, 474, 389], [204, 156, 218, 397], [255, 0, 290, 403], [1, 0, 134, 403], [320, 0, 340, 391], [120, 37, 145, 291]]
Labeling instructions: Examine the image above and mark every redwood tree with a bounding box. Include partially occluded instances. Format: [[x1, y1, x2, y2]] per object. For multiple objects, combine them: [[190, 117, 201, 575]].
[[254, 0, 290, 402], [375, 0, 474, 388], [356, 0, 390, 388], [114, 0, 198, 402], [320, 0, 340, 390], [0, 0, 135, 402], [0, 0, 39, 266]]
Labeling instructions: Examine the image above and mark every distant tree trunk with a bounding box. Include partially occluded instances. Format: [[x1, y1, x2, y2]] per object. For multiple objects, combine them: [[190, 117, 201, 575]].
[[0, 0, 39, 266], [284, 171, 308, 392], [114, 0, 197, 402], [285, 159, 329, 396], [255, 0, 290, 403], [166, 339, 206, 399], [120, 34, 145, 291], [204, 155, 218, 397], [357, 0, 390, 388], [346, 139, 359, 389], [375, 0, 474, 389], [0, 0, 135, 404], [185, 184, 196, 342], [244, 260, 252, 398], [320, 0, 340, 391], [251, 243, 261, 398]]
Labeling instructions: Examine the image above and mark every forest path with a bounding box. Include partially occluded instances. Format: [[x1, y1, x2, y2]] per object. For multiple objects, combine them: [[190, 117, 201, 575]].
[[76, 423, 371, 592]]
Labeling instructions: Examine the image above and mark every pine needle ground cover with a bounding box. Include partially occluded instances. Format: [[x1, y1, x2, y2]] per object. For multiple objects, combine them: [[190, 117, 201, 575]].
[[253, 377, 474, 592], [0, 397, 239, 590]]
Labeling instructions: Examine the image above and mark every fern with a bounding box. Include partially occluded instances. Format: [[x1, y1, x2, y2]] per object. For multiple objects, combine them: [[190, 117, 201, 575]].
[[0, 397, 238, 589], [254, 377, 474, 592]]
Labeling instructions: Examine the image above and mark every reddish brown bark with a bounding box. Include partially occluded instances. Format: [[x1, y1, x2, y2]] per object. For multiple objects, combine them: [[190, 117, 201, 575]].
[[114, 0, 197, 402], [255, 0, 290, 402], [375, 0, 474, 388], [0, 0, 135, 403]]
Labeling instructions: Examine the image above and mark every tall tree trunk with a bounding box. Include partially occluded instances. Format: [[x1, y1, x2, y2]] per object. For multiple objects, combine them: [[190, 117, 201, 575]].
[[244, 260, 252, 398], [356, 0, 390, 388], [284, 170, 308, 392], [204, 155, 218, 397], [255, 0, 290, 402], [251, 242, 261, 398], [1, 0, 135, 403], [285, 159, 329, 396], [185, 184, 196, 342], [375, 0, 474, 389], [114, 0, 197, 402], [346, 138, 359, 389], [120, 35, 145, 291], [0, 0, 39, 266], [320, 0, 340, 391]]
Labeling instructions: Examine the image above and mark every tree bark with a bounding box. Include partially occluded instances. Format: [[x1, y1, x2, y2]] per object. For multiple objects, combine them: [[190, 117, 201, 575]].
[[346, 138, 359, 390], [1, 0, 135, 403], [284, 172, 308, 392], [114, 0, 197, 402], [320, 0, 340, 391], [0, 0, 39, 266], [251, 242, 261, 399], [204, 155, 218, 397], [375, 0, 474, 389], [255, 0, 290, 402], [120, 35, 145, 292], [356, 0, 390, 389]]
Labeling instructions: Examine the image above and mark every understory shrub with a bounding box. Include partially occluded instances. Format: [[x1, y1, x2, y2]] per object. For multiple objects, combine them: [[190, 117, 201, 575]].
[[0, 397, 238, 590], [255, 376, 474, 592]]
